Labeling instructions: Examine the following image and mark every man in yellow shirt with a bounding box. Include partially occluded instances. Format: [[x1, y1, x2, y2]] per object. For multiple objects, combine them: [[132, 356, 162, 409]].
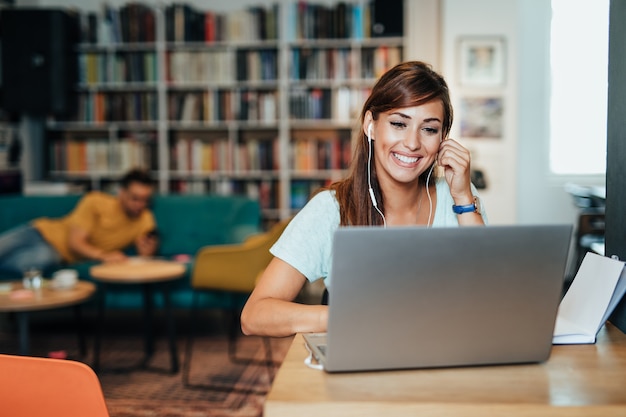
[[0, 169, 158, 278]]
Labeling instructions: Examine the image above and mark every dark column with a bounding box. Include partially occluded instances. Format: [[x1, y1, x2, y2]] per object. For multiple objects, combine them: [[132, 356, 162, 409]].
[[607, 0, 626, 331]]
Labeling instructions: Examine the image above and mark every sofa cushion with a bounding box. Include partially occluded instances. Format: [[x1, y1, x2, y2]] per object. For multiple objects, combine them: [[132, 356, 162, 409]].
[[0, 195, 81, 234], [151, 194, 261, 257]]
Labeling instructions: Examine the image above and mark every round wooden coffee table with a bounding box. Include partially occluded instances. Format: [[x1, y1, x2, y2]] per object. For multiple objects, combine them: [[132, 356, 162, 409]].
[[0, 280, 96, 355], [89, 258, 186, 373]]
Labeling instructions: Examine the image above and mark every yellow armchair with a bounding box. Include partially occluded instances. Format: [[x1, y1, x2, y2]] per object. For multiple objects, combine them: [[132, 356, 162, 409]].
[[190, 218, 290, 294], [182, 218, 291, 390]]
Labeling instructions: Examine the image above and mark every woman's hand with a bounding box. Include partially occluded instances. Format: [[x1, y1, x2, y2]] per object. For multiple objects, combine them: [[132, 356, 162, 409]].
[[438, 138, 473, 204], [438, 138, 484, 225]]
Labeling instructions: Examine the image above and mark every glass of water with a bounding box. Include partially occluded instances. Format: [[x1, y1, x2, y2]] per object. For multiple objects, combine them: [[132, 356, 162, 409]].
[[23, 267, 43, 290]]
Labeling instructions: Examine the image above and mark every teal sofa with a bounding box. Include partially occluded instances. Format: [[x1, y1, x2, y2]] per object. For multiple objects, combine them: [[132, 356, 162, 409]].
[[0, 193, 262, 309]]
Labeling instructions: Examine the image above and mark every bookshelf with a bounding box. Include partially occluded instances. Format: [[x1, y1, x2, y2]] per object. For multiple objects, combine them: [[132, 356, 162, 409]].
[[44, 1, 404, 222]]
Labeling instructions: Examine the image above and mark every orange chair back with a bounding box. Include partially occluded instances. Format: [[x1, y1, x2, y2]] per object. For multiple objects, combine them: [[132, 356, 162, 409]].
[[0, 354, 110, 417]]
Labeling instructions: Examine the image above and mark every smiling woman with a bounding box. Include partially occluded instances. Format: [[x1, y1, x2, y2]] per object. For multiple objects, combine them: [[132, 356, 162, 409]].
[[239, 61, 488, 338]]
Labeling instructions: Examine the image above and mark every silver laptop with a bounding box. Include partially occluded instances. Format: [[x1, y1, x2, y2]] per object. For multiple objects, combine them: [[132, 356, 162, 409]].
[[304, 224, 572, 372]]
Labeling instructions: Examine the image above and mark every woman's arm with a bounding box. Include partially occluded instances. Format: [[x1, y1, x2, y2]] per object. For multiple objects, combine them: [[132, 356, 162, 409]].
[[241, 257, 329, 337]]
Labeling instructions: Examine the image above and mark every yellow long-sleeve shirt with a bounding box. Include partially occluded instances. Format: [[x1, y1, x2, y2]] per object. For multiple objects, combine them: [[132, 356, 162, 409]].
[[33, 192, 155, 263]]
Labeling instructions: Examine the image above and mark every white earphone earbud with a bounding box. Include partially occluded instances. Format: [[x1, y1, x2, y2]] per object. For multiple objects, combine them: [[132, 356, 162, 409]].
[[368, 123, 373, 141]]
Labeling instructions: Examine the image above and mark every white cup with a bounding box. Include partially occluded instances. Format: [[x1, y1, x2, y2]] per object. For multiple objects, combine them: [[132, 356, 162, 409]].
[[52, 269, 78, 289]]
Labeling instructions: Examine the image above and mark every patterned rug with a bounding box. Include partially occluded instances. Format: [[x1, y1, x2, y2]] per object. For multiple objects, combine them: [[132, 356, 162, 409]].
[[0, 310, 293, 417]]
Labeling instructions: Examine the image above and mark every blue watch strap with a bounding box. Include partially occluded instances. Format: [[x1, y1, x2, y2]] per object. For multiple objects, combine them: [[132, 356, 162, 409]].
[[452, 199, 477, 214]]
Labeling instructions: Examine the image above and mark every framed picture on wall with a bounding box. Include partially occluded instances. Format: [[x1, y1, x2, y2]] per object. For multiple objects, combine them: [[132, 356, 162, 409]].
[[459, 96, 504, 139], [458, 36, 506, 87]]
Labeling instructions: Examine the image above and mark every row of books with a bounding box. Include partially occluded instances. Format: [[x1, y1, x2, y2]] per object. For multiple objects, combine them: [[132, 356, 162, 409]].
[[291, 45, 401, 81], [79, 52, 158, 85], [235, 49, 279, 82], [48, 132, 349, 174], [78, 1, 403, 46], [170, 137, 230, 172], [80, 2, 280, 45], [361, 46, 403, 79], [289, 87, 331, 120], [170, 178, 331, 210], [291, 47, 356, 81], [289, 86, 370, 121], [166, 49, 277, 84], [165, 3, 279, 43], [76, 44, 397, 87], [290, 135, 352, 171], [170, 178, 279, 209], [72, 86, 368, 123], [168, 90, 278, 123], [286, 1, 371, 40], [170, 135, 353, 172], [81, 3, 156, 45], [170, 136, 279, 173], [167, 50, 231, 83], [49, 138, 155, 173], [236, 139, 280, 172], [76, 92, 158, 123]]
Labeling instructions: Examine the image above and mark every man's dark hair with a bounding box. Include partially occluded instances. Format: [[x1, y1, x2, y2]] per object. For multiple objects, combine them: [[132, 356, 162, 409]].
[[120, 168, 154, 189]]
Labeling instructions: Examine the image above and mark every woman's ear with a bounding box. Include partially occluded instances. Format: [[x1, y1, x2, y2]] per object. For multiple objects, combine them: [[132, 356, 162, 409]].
[[363, 111, 374, 140]]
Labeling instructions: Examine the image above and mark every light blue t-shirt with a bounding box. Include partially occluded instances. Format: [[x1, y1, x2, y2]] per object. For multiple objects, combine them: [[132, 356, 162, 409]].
[[270, 177, 487, 288]]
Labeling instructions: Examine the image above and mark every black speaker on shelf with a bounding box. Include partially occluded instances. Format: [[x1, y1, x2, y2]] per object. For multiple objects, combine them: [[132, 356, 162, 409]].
[[371, 0, 404, 37], [0, 8, 80, 116]]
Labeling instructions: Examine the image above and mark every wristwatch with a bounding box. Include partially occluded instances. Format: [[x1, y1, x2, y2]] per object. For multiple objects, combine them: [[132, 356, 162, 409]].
[[452, 196, 481, 215]]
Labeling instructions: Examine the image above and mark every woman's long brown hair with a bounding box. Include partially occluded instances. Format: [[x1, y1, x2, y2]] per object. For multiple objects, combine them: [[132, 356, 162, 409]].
[[327, 61, 453, 226]]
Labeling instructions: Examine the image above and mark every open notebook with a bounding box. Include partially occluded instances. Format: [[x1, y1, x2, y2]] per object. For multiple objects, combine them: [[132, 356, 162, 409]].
[[304, 224, 572, 372], [553, 252, 626, 344]]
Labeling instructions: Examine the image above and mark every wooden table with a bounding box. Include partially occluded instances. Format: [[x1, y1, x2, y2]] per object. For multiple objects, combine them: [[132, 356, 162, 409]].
[[0, 281, 96, 355], [90, 258, 186, 373], [265, 324, 626, 417]]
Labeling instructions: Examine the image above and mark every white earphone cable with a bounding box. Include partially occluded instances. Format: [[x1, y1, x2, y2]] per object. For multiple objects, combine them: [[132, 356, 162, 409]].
[[367, 134, 387, 227], [425, 162, 435, 227]]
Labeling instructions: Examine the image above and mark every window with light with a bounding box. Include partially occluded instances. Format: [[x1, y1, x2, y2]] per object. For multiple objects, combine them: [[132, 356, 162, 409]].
[[550, 0, 609, 176]]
